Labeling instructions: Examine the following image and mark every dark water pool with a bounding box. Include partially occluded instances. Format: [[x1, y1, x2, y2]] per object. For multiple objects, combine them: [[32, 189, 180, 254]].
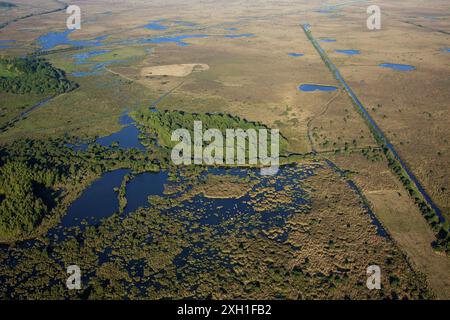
[[37, 30, 104, 50], [0, 39, 15, 49], [61, 169, 131, 227], [98, 125, 144, 150], [319, 38, 336, 43], [67, 113, 145, 151], [143, 21, 169, 31], [123, 171, 169, 215]]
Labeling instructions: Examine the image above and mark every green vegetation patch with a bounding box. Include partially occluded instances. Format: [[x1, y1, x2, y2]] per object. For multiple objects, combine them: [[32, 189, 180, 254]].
[[196, 174, 257, 199], [133, 108, 289, 160], [0, 162, 56, 239], [0, 56, 78, 95], [89, 46, 148, 63]]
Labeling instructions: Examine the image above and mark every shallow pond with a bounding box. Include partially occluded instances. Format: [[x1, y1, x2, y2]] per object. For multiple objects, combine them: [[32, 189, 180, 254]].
[[224, 33, 255, 39], [60, 169, 170, 227], [379, 63, 416, 71], [319, 38, 336, 42], [335, 49, 360, 55], [99, 125, 144, 150], [37, 30, 104, 50], [123, 171, 169, 215], [288, 53, 304, 57], [299, 84, 338, 92]]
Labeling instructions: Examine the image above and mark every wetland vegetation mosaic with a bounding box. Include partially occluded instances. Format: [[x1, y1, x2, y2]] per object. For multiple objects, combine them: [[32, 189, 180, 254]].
[[0, 0, 449, 300]]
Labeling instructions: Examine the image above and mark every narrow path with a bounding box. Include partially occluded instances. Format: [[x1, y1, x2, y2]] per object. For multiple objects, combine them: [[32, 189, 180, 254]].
[[306, 90, 341, 153], [384, 11, 450, 36], [148, 80, 186, 109], [0, 96, 54, 133], [325, 158, 390, 237], [104, 67, 135, 82]]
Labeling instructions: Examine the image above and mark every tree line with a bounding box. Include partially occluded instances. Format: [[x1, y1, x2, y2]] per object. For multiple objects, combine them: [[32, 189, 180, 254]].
[[0, 56, 78, 95], [133, 108, 289, 152]]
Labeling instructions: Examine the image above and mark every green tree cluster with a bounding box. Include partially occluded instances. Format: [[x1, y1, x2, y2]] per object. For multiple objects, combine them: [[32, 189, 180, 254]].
[[0, 136, 160, 239], [0, 162, 56, 238], [0, 56, 78, 94], [133, 109, 288, 154]]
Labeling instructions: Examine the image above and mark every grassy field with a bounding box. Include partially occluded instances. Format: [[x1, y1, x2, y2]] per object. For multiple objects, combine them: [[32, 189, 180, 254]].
[[0, 72, 158, 141], [0, 63, 17, 77], [0, 92, 48, 128]]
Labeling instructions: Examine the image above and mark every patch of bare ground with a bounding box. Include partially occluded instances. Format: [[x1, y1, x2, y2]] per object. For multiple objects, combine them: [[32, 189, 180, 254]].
[[141, 63, 209, 77], [307, 90, 378, 153]]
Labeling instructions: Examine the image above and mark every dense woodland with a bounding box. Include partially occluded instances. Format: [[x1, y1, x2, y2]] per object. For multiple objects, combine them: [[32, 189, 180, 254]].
[[0, 57, 78, 95], [0, 161, 60, 238], [0, 107, 289, 239], [0, 137, 158, 240], [133, 108, 289, 155]]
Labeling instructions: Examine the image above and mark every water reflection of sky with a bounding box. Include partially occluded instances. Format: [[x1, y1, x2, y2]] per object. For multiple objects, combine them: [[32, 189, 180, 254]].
[[379, 63, 416, 71]]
